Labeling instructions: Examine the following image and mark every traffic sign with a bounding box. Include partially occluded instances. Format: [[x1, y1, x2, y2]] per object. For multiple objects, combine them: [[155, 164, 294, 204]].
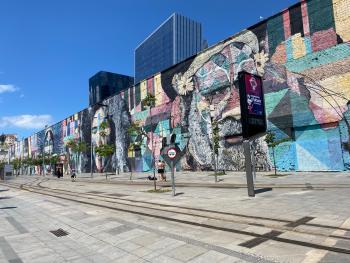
[[167, 148, 177, 159]]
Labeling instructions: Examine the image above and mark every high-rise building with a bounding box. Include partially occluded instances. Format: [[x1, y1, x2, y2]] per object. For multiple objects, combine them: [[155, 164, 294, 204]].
[[89, 71, 134, 106], [3, 134, 17, 146], [134, 13, 206, 84]]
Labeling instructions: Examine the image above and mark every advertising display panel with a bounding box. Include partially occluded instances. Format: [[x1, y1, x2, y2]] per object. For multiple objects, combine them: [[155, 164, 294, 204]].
[[238, 72, 267, 139]]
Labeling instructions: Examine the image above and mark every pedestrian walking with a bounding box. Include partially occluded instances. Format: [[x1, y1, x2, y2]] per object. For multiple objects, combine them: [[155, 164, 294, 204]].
[[157, 160, 166, 181], [71, 169, 76, 182], [57, 168, 63, 178]]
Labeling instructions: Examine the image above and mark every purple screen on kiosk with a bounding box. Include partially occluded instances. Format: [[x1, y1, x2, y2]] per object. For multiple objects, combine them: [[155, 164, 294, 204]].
[[245, 74, 263, 116]]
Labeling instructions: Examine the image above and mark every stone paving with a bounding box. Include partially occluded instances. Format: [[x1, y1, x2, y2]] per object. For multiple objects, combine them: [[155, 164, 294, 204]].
[[14, 170, 350, 188], [0, 175, 349, 262]]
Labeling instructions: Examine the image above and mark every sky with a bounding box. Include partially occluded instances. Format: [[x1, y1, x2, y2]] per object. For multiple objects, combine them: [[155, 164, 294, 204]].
[[0, 0, 297, 139]]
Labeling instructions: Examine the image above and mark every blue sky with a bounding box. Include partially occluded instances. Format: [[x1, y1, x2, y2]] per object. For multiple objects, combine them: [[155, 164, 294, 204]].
[[0, 0, 297, 139]]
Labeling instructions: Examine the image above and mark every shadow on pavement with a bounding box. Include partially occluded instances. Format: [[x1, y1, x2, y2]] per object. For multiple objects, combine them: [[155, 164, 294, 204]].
[[0, 206, 17, 209], [0, 196, 12, 200], [254, 188, 273, 194]]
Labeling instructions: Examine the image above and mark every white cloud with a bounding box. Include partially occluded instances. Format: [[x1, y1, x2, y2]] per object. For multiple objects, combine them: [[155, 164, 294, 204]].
[[0, 84, 18, 94], [0, 115, 53, 129]]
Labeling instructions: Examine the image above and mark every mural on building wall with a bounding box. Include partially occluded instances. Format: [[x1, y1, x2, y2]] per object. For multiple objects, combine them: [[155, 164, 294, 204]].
[[13, 0, 350, 173]]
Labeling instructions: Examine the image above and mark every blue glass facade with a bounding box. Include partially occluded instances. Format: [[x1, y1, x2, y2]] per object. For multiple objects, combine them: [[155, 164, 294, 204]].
[[135, 14, 204, 84], [89, 71, 134, 106]]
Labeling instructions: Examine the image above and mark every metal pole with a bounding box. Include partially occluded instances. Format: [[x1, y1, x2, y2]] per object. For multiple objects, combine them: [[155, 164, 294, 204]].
[[171, 160, 176, 196], [43, 150, 45, 177], [243, 140, 255, 197], [251, 150, 256, 181], [90, 113, 93, 178], [150, 105, 156, 190], [115, 153, 119, 175], [49, 149, 51, 176], [210, 116, 218, 183], [209, 103, 218, 183]]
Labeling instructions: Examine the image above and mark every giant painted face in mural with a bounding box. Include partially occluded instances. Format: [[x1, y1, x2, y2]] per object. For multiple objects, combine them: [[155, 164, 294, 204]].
[[91, 106, 115, 172], [15, 0, 350, 173], [44, 130, 54, 154], [168, 31, 271, 170]]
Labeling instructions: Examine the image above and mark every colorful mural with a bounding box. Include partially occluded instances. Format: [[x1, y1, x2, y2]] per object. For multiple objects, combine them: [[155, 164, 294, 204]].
[[13, 0, 350, 173]]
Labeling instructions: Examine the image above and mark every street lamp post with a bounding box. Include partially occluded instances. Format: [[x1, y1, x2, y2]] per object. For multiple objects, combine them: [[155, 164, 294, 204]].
[[209, 104, 218, 183], [49, 148, 52, 175], [42, 149, 45, 176], [90, 113, 93, 177]]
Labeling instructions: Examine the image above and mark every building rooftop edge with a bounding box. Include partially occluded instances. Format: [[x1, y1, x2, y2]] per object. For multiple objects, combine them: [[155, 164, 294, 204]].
[[134, 13, 202, 51]]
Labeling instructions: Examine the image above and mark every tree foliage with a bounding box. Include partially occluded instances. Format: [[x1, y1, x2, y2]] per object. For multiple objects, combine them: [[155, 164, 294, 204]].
[[127, 121, 148, 151], [99, 121, 109, 137], [66, 139, 87, 154], [11, 158, 21, 170], [127, 121, 143, 137], [95, 144, 115, 158], [265, 132, 291, 148], [143, 94, 156, 108], [265, 131, 292, 174], [212, 120, 220, 155]]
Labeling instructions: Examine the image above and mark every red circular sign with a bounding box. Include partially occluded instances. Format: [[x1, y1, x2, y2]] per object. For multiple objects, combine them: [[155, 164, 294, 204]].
[[167, 148, 177, 159]]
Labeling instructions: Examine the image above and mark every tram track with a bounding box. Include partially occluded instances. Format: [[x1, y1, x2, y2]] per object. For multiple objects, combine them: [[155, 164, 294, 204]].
[[36, 179, 350, 233], [1, 179, 350, 255]]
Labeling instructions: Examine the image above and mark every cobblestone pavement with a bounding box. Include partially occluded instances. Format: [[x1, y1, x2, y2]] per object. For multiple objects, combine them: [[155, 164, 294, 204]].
[[0, 175, 349, 263]]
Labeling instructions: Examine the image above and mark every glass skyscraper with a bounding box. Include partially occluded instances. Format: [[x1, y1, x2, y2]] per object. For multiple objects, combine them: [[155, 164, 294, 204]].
[[134, 13, 205, 84], [89, 71, 134, 106]]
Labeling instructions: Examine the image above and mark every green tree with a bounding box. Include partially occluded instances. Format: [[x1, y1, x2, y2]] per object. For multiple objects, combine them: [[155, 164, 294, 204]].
[[66, 139, 87, 174], [99, 121, 109, 137], [143, 93, 156, 108], [95, 144, 115, 179], [212, 121, 220, 155], [11, 158, 21, 175], [50, 155, 59, 166], [127, 121, 148, 180], [22, 157, 35, 175], [94, 120, 114, 179], [265, 131, 291, 175], [211, 120, 223, 178], [143, 93, 158, 190]]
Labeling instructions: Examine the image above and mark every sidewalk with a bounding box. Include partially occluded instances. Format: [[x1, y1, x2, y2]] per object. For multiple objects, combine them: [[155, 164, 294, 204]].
[[2, 174, 350, 262], [15, 170, 350, 188]]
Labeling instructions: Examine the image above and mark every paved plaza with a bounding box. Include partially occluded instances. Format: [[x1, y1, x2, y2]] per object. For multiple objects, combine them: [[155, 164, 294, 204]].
[[0, 172, 349, 262]]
